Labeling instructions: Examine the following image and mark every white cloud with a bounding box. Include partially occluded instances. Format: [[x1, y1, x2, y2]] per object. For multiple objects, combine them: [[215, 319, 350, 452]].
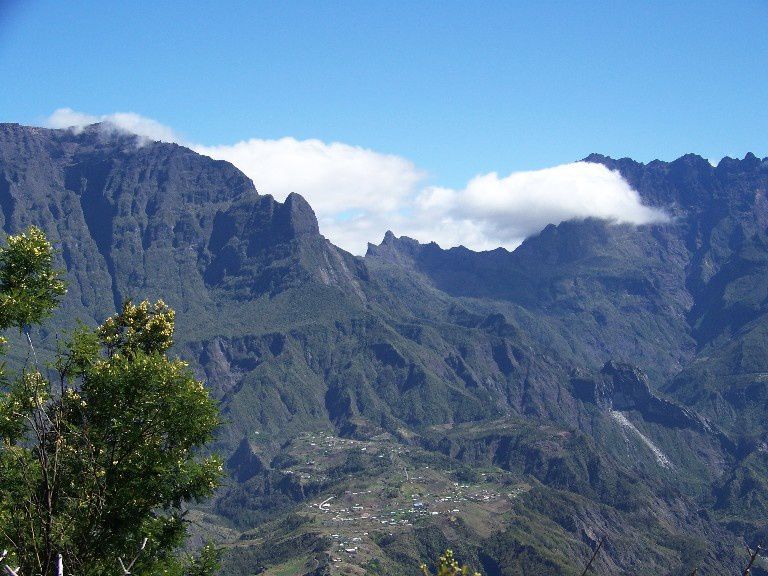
[[43, 109, 669, 254], [46, 108, 180, 144], [193, 138, 424, 216], [408, 162, 669, 250], [195, 143, 666, 254]]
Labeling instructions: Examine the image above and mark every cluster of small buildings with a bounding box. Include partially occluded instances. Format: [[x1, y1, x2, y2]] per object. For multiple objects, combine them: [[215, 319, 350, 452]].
[[284, 432, 530, 571]]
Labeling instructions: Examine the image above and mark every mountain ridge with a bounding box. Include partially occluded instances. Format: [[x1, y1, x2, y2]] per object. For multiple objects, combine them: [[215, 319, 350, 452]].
[[2, 122, 768, 574]]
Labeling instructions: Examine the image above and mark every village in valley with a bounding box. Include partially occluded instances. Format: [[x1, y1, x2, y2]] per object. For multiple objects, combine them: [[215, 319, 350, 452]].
[[226, 432, 533, 575]]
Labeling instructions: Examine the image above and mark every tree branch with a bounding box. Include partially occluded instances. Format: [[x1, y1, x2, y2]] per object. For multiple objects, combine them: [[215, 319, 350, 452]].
[[580, 536, 605, 576], [744, 543, 762, 576], [118, 537, 148, 575]]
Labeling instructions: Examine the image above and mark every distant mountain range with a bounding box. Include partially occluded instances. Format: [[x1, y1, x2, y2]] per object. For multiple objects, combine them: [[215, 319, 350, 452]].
[[2, 122, 768, 575]]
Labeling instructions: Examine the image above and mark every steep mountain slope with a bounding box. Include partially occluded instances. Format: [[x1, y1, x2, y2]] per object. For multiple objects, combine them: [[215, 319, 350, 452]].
[[367, 152, 768, 431], [366, 152, 768, 567], [1, 122, 767, 575]]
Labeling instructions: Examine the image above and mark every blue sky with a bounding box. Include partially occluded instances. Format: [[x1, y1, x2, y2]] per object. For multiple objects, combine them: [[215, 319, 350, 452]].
[[1, 1, 766, 252]]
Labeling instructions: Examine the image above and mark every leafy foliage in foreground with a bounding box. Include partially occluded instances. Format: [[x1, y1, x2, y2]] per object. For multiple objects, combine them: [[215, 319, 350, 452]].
[[0, 227, 222, 575], [421, 550, 480, 576], [0, 226, 66, 331]]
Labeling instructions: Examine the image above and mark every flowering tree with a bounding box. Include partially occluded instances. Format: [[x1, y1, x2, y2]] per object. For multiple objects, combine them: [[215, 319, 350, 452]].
[[0, 227, 222, 576]]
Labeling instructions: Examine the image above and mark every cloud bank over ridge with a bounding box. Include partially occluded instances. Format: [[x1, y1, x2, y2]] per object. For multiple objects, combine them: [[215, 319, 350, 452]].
[[45, 108, 668, 254], [48, 108, 181, 144]]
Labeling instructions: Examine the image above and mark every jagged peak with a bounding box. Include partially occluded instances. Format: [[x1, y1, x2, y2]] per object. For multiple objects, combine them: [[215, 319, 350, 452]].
[[365, 231, 425, 264], [581, 153, 647, 170], [584, 151, 768, 173], [672, 152, 710, 164], [281, 192, 319, 236], [384, 230, 421, 245], [584, 152, 710, 169], [582, 152, 615, 164], [716, 152, 768, 171]]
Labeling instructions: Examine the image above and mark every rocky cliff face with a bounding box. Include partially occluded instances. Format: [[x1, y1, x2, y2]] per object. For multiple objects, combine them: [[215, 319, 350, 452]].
[[572, 361, 714, 434], [0, 122, 368, 325]]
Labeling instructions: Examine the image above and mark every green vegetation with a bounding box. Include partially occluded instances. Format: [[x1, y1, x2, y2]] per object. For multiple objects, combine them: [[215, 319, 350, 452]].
[[0, 228, 222, 575], [421, 549, 480, 576], [0, 225, 66, 330]]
